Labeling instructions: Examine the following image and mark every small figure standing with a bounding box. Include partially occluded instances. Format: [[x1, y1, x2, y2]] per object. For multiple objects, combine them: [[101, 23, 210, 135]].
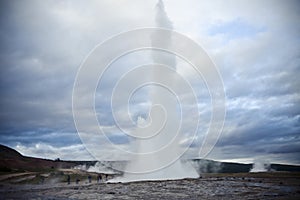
[[67, 175, 70, 185], [88, 175, 92, 183], [105, 174, 108, 181], [76, 178, 80, 184], [98, 174, 102, 183]]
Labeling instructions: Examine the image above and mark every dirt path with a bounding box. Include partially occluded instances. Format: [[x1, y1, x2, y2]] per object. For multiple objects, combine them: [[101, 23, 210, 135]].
[[0, 172, 37, 182]]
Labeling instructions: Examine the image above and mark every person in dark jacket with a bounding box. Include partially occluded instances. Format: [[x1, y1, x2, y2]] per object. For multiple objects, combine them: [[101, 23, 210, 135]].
[[67, 175, 70, 185]]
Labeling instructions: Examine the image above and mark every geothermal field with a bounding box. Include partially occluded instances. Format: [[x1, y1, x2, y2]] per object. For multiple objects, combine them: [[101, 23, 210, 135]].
[[1, 144, 300, 199], [1, 171, 300, 200]]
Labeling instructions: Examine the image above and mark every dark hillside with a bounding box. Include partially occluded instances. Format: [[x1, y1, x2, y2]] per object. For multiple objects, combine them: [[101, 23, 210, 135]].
[[0, 144, 76, 172]]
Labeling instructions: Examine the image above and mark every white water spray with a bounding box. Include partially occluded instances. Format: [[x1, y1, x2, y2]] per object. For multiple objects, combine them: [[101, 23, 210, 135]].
[[111, 0, 199, 182], [250, 159, 270, 172]]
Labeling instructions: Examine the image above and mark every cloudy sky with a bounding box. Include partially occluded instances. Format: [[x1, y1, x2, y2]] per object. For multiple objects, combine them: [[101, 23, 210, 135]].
[[0, 0, 299, 165]]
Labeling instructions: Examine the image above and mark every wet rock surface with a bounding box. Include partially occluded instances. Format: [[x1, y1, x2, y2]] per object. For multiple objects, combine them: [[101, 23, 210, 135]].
[[1, 173, 300, 200]]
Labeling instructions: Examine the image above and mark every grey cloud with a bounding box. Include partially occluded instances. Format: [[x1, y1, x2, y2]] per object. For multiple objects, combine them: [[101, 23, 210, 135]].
[[0, 0, 299, 164]]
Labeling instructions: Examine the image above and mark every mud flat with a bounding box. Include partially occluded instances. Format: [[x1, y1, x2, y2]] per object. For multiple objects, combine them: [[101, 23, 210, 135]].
[[0, 172, 300, 200]]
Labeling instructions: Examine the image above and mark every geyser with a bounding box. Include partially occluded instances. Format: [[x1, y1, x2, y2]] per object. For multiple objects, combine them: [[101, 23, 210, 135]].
[[111, 0, 199, 182], [250, 159, 270, 172]]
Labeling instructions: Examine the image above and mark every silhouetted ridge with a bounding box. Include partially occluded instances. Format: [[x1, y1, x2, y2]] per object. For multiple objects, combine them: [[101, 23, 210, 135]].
[[0, 144, 23, 159]]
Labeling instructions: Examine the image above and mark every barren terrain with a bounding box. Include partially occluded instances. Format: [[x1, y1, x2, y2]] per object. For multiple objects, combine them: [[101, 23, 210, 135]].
[[1, 172, 300, 200]]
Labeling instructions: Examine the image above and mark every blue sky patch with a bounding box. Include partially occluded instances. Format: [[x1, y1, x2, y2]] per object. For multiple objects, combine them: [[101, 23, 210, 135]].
[[208, 18, 266, 40]]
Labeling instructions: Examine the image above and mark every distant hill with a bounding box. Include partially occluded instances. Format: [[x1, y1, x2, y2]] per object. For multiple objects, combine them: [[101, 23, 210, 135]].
[[191, 159, 300, 173], [0, 144, 23, 159], [0, 144, 77, 172]]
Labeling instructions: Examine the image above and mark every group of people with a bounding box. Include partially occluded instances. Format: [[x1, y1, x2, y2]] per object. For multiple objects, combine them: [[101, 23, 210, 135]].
[[67, 174, 109, 184]]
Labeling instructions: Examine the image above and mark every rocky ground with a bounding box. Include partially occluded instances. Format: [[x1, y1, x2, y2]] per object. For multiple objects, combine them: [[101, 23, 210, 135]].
[[0, 172, 300, 200]]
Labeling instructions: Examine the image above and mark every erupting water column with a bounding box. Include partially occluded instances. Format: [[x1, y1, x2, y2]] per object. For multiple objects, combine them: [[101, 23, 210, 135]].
[[113, 0, 199, 182]]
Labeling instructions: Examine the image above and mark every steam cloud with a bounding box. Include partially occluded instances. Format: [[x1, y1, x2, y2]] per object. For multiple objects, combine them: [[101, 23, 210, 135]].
[[250, 159, 271, 172], [111, 0, 199, 182]]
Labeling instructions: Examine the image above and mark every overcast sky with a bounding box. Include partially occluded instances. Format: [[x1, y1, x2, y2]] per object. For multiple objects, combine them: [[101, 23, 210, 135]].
[[0, 0, 299, 164]]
